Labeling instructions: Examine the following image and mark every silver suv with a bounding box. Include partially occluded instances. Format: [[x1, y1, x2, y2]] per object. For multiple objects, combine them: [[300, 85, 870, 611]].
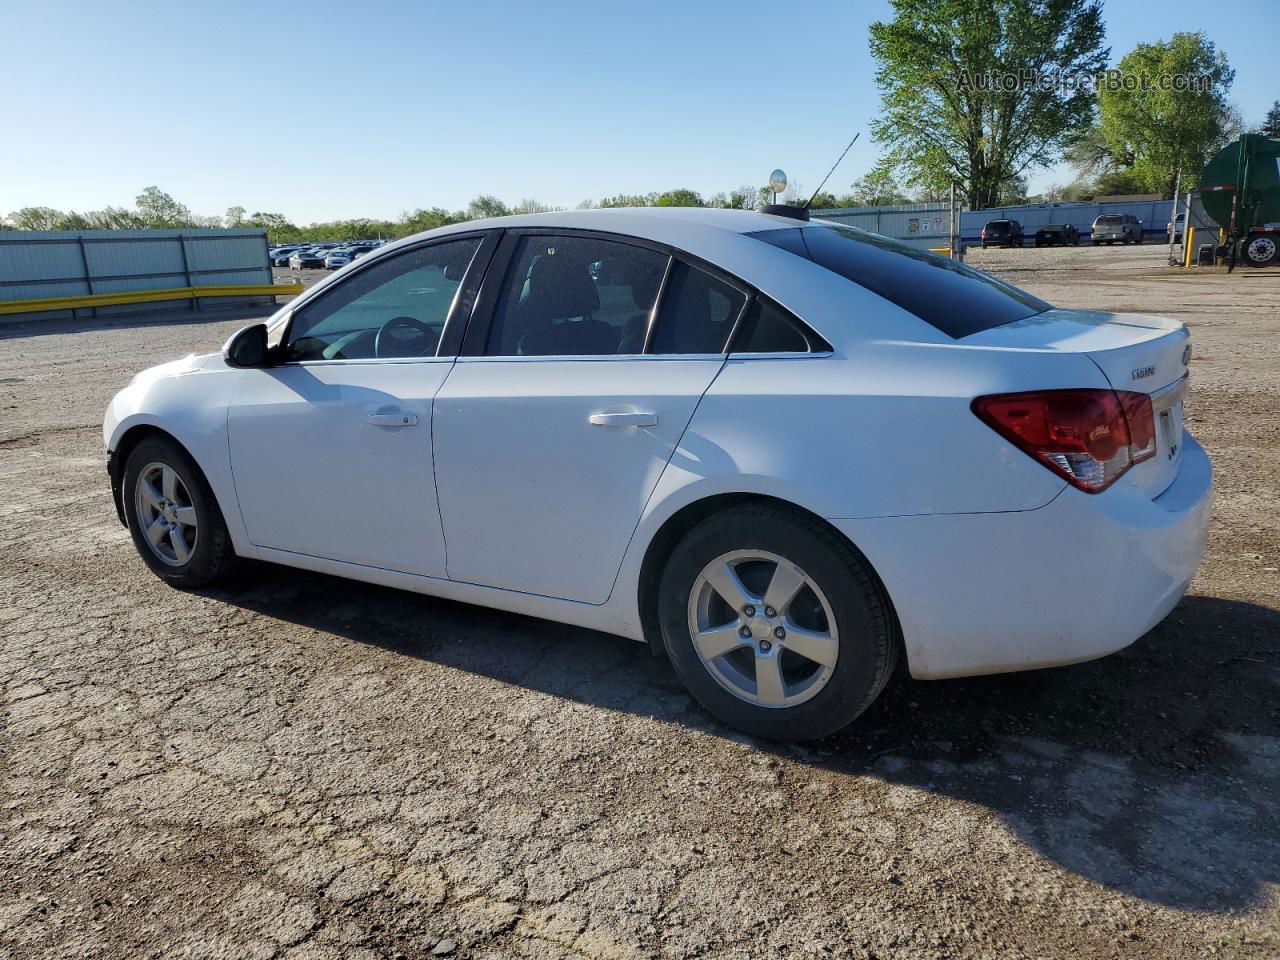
[[1092, 213, 1143, 245]]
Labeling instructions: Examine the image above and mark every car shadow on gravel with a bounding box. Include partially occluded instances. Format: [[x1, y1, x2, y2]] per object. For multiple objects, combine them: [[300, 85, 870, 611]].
[[205, 565, 1278, 913]]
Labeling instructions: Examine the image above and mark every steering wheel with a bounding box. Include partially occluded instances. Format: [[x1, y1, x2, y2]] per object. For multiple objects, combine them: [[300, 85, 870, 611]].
[[375, 315, 438, 358]]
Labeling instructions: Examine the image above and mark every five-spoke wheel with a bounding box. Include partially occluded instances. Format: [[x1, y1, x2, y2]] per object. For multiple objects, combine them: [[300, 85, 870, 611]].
[[134, 462, 199, 566], [659, 503, 898, 741], [688, 549, 839, 708], [122, 435, 237, 587]]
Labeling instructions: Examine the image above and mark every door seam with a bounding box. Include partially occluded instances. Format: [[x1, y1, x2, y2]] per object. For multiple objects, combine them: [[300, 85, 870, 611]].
[[598, 354, 731, 605]]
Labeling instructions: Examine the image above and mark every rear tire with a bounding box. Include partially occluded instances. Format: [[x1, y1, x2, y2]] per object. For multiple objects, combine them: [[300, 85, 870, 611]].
[[1243, 234, 1279, 267], [657, 504, 898, 741], [123, 436, 237, 588]]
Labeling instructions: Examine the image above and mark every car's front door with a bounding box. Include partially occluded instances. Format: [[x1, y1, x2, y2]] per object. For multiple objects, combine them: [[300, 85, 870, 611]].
[[227, 234, 490, 577], [433, 232, 748, 604]]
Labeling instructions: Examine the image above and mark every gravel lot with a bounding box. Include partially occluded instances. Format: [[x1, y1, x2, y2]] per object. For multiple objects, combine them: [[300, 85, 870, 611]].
[[2, 244, 1278, 959]]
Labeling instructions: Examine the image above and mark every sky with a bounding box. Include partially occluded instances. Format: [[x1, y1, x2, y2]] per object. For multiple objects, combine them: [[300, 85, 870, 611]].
[[3, 0, 1276, 224]]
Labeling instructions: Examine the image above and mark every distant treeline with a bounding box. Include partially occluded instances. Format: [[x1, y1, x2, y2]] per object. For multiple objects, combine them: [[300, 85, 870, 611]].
[[0, 178, 946, 245]]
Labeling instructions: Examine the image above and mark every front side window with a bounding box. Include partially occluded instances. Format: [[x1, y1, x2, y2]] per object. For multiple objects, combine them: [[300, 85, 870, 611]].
[[284, 237, 481, 361], [485, 235, 668, 356]]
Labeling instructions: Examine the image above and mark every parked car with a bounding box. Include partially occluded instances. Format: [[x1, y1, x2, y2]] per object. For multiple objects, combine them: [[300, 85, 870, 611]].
[[1092, 213, 1143, 245], [323, 249, 355, 270], [1167, 213, 1185, 243], [103, 208, 1209, 741], [1034, 224, 1080, 246], [980, 219, 1024, 248], [289, 249, 327, 270]]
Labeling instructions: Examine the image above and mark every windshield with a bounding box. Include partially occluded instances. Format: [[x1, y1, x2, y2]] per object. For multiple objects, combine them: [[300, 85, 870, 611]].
[[1097, 215, 1123, 225], [748, 224, 1050, 339]]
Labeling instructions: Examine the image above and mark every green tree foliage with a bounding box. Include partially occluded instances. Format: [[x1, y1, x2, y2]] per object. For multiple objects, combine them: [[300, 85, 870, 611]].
[[224, 206, 246, 228], [869, 0, 1107, 209], [1098, 32, 1235, 195], [653, 188, 705, 207], [8, 207, 64, 230], [467, 195, 511, 219], [848, 169, 912, 206], [1262, 100, 1280, 139], [135, 186, 193, 227], [598, 193, 657, 208]]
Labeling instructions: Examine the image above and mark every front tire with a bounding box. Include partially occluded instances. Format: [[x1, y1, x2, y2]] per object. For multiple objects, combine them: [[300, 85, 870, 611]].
[[123, 436, 237, 588], [658, 505, 898, 741]]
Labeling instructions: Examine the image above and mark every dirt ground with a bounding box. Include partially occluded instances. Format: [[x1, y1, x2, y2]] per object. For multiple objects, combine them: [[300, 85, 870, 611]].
[[2, 244, 1277, 959]]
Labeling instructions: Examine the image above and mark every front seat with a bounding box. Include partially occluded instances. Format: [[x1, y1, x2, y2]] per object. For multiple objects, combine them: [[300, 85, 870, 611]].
[[516, 255, 617, 356]]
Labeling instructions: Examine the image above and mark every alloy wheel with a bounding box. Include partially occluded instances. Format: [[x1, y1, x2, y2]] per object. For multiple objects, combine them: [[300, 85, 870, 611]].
[[134, 462, 199, 566], [687, 549, 839, 708]]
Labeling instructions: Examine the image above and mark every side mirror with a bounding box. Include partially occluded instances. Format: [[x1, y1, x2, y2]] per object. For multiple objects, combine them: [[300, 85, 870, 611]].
[[222, 323, 271, 368]]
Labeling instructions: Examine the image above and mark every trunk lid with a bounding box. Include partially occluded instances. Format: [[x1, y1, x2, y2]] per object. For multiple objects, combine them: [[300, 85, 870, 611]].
[[964, 308, 1192, 497]]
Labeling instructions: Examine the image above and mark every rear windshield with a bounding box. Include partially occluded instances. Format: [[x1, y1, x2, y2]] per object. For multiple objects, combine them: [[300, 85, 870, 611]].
[[986, 220, 1011, 228], [748, 225, 1050, 339], [1096, 215, 1123, 225]]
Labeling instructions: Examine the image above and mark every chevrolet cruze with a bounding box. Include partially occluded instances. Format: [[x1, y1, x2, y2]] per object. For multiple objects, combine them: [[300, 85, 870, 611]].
[[104, 207, 1211, 740]]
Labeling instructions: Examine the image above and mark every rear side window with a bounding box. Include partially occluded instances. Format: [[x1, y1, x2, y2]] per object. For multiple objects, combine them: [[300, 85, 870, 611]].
[[749, 225, 1049, 339], [485, 235, 668, 356], [731, 299, 812, 353], [648, 261, 747, 354]]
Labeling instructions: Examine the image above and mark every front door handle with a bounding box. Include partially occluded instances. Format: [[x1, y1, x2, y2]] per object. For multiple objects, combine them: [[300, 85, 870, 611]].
[[589, 411, 658, 427], [367, 411, 418, 427]]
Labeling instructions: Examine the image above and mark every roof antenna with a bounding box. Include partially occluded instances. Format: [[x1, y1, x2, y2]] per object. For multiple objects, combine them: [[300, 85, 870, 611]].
[[804, 131, 860, 210]]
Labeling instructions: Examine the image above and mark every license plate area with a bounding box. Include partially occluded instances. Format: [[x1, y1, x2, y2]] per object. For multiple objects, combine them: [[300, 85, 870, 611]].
[[1151, 375, 1188, 462]]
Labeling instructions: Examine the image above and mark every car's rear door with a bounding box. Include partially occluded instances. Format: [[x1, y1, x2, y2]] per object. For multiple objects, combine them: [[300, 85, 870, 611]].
[[227, 233, 495, 577], [432, 231, 748, 604]]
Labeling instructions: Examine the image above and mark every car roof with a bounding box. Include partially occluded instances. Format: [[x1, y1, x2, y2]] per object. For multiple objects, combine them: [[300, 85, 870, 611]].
[[391, 206, 812, 247]]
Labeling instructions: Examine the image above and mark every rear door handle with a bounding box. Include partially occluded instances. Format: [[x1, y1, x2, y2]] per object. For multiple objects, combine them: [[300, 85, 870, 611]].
[[367, 411, 418, 427], [589, 411, 658, 427]]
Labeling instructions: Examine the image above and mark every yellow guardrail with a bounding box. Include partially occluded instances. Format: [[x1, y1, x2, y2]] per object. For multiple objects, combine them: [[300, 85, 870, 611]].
[[928, 246, 952, 255], [0, 283, 305, 316]]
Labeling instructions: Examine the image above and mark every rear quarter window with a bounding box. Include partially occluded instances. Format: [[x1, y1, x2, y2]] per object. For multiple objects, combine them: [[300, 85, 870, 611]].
[[749, 225, 1049, 339]]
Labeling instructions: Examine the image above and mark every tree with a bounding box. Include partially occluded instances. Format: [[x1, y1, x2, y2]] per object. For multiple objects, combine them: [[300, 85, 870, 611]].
[[1257, 99, 1280, 139], [727, 185, 760, 210], [1098, 32, 1235, 195], [1064, 121, 1123, 177], [246, 212, 294, 244], [225, 205, 246, 228], [511, 198, 557, 214], [1092, 168, 1147, 197], [654, 188, 704, 207], [7, 206, 64, 230], [467, 195, 511, 219], [869, 0, 1107, 209], [848, 169, 911, 206], [135, 186, 192, 227]]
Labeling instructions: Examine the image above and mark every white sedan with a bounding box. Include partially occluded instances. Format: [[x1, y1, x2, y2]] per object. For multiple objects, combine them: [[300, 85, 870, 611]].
[[104, 207, 1211, 740]]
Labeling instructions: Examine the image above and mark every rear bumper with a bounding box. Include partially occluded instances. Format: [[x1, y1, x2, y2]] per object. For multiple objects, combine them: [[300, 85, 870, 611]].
[[835, 435, 1212, 679]]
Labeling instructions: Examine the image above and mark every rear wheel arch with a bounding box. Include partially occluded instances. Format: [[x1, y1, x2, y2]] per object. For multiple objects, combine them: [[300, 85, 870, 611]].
[[636, 493, 903, 661]]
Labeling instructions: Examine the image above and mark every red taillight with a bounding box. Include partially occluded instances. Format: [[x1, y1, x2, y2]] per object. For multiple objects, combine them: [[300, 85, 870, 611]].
[[972, 388, 1156, 493], [980, 229, 987, 238]]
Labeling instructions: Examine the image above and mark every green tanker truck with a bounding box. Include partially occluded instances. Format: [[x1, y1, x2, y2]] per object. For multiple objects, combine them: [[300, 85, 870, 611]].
[[1199, 133, 1280, 268]]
